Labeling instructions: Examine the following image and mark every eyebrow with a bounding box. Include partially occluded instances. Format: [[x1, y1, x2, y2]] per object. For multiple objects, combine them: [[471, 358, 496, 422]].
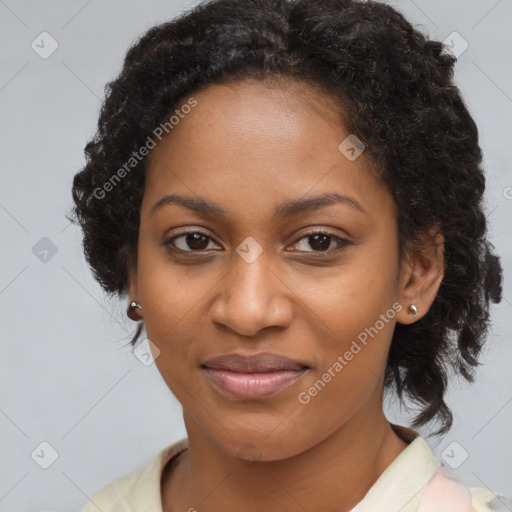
[[149, 192, 367, 218]]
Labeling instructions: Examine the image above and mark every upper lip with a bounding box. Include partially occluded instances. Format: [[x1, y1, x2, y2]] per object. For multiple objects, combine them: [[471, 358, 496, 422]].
[[202, 352, 309, 373]]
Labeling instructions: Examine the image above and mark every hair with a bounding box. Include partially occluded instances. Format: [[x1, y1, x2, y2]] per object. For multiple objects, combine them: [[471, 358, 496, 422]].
[[68, 0, 503, 436]]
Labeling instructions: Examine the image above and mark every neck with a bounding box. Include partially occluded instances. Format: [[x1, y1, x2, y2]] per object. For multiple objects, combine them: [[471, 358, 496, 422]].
[[162, 409, 410, 512]]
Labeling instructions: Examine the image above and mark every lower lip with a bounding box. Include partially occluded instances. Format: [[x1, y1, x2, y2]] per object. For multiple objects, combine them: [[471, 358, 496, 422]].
[[203, 368, 307, 400]]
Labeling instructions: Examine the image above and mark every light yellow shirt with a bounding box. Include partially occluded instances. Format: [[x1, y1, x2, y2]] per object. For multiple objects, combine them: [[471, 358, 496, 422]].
[[80, 426, 509, 511]]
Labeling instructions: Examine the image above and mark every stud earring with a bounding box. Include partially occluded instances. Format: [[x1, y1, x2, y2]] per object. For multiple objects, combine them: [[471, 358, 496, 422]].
[[127, 300, 143, 321], [408, 304, 418, 316]]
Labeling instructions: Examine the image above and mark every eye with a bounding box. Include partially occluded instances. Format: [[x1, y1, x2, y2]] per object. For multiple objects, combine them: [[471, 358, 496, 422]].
[[165, 231, 220, 252], [164, 229, 351, 255], [288, 230, 351, 253]]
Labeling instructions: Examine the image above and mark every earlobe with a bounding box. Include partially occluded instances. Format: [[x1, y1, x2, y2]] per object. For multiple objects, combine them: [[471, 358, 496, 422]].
[[396, 230, 445, 325]]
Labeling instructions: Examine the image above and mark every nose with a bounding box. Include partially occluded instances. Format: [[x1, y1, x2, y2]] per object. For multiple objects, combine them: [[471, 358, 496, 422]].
[[209, 251, 293, 337]]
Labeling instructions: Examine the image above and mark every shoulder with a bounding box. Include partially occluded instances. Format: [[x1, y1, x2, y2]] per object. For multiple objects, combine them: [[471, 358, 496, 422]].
[[469, 487, 512, 512], [417, 466, 512, 512], [79, 438, 188, 512]]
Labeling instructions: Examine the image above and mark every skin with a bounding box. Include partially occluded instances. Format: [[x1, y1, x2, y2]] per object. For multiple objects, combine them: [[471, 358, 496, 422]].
[[127, 77, 445, 512]]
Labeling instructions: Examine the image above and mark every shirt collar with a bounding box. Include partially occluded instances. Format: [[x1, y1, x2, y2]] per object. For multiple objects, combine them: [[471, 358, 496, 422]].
[[348, 424, 441, 512], [117, 424, 440, 512]]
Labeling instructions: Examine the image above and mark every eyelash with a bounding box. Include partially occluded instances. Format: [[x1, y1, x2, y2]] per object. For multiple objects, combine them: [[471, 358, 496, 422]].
[[163, 228, 352, 255]]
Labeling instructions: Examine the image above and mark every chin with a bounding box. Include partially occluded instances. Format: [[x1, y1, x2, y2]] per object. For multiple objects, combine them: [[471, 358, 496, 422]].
[[202, 419, 325, 464]]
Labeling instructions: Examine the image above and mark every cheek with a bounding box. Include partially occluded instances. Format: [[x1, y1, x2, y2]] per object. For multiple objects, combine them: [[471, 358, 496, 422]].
[[287, 247, 399, 413], [135, 247, 210, 379], [288, 249, 398, 352], [137, 241, 215, 334]]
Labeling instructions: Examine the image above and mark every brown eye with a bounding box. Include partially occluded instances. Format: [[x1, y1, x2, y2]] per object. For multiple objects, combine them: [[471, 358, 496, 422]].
[[289, 231, 351, 253], [166, 232, 218, 252], [306, 233, 331, 251]]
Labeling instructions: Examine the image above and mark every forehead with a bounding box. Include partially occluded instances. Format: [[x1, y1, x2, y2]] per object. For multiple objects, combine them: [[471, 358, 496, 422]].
[[142, 78, 393, 222]]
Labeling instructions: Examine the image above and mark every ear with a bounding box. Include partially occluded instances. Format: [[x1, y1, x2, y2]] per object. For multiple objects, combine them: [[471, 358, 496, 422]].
[[125, 250, 142, 321], [123, 246, 139, 299], [395, 227, 445, 325], [127, 261, 138, 301]]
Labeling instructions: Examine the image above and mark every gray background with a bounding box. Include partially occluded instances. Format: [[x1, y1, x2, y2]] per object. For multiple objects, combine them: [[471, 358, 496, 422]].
[[0, 0, 511, 510]]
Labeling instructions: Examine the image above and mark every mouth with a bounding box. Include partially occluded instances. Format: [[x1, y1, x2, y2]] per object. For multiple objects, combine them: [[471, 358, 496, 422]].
[[201, 352, 310, 401]]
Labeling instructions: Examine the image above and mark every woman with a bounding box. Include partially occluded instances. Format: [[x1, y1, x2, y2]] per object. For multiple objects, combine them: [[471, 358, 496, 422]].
[[70, 0, 509, 510]]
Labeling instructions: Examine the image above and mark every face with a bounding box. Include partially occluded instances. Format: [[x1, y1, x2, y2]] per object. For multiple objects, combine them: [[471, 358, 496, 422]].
[[127, 78, 436, 461]]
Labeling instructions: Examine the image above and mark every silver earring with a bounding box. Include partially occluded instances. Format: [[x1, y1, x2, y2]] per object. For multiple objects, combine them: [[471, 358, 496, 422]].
[[127, 301, 142, 321], [408, 304, 418, 316], [130, 301, 142, 311]]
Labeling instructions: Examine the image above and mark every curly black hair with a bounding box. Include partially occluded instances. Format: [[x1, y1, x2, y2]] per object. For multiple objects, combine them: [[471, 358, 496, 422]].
[[68, 0, 503, 436]]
